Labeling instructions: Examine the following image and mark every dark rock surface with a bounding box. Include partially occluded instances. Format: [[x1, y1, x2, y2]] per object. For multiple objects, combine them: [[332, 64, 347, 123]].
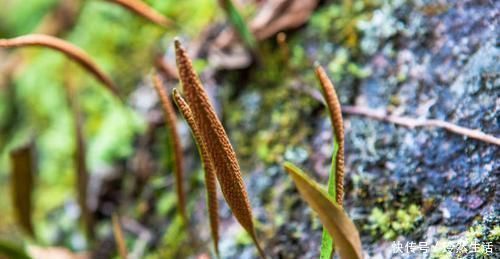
[[212, 0, 499, 258]]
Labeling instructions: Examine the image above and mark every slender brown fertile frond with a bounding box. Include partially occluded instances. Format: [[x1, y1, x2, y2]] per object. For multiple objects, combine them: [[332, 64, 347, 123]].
[[112, 214, 128, 259], [315, 65, 345, 206], [172, 89, 220, 256], [174, 39, 265, 258], [0, 34, 119, 98], [152, 74, 187, 224], [10, 145, 35, 237], [106, 0, 172, 28]]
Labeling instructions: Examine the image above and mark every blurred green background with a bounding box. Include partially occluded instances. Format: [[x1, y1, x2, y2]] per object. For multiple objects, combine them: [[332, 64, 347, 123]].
[[0, 0, 217, 251]]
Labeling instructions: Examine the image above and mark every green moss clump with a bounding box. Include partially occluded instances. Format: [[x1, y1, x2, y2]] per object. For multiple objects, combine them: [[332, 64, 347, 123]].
[[367, 204, 422, 240]]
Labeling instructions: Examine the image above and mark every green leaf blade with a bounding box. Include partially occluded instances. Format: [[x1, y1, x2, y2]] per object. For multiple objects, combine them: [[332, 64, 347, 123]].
[[320, 139, 340, 259], [219, 0, 256, 49], [284, 162, 363, 259]]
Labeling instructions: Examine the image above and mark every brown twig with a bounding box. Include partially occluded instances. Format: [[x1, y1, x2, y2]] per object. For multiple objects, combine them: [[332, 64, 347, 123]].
[[341, 106, 500, 146], [106, 0, 172, 28], [0, 34, 120, 98], [299, 85, 500, 147]]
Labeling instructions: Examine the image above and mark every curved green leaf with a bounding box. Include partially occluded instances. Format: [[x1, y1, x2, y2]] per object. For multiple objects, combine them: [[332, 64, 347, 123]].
[[284, 162, 363, 259]]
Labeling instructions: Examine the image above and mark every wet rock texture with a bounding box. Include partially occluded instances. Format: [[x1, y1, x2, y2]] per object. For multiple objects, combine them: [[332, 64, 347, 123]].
[[206, 1, 499, 258]]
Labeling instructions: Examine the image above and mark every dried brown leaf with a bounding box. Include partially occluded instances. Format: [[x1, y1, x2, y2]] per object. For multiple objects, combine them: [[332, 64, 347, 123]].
[[106, 0, 172, 28], [172, 89, 219, 256], [10, 145, 35, 236], [251, 0, 319, 41], [215, 0, 319, 49], [152, 74, 187, 223], [0, 34, 120, 98], [315, 64, 345, 205], [174, 39, 265, 258]]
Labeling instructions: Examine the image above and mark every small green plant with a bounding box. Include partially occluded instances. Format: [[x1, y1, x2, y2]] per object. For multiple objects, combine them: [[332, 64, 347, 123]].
[[392, 204, 422, 234], [284, 65, 363, 259], [366, 204, 422, 240], [366, 208, 392, 239], [315, 64, 346, 259], [489, 226, 500, 241]]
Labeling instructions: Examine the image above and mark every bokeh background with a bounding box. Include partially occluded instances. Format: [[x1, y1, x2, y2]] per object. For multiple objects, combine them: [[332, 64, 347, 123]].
[[0, 0, 498, 258]]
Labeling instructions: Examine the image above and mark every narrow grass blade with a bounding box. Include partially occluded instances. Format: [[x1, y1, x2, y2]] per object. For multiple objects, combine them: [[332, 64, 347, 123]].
[[0, 240, 31, 259], [112, 214, 128, 259], [172, 89, 219, 256], [0, 34, 120, 98], [152, 74, 187, 224], [218, 0, 256, 49], [10, 145, 35, 237], [283, 162, 362, 259], [315, 64, 346, 258], [174, 39, 265, 258], [106, 0, 172, 28], [320, 140, 338, 258]]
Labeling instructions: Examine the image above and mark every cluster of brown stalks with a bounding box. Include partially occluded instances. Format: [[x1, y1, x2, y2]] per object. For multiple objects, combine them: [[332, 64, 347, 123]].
[[2, 1, 500, 257], [171, 40, 265, 258]]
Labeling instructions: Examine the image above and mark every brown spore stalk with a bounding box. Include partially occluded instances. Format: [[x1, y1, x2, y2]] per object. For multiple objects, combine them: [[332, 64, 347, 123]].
[[0, 34, 119, 98], [174, 39, 265, 258], [315, 65, 345, 206], [172, 89, 220, 256], [152, 74, 187, 223], [106, 0, 172, 28]]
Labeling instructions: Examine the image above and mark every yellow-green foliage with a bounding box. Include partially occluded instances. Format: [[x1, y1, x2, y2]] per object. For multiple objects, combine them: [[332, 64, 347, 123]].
[[367, 204, 422, 240]]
